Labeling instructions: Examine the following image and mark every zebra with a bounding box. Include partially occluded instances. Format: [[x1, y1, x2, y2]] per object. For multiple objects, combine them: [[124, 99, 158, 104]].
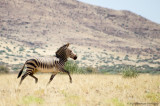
[[17, 43, 77, 86]]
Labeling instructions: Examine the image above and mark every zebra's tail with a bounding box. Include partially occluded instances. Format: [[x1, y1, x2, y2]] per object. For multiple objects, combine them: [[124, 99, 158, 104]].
[[17, 63, 26, 78]]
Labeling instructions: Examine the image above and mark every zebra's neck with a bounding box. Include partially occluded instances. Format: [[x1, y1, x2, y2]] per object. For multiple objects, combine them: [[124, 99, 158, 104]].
[[56, 53, 68, 63], [59, 58, 67, 63], [57, 58, 66, 68]]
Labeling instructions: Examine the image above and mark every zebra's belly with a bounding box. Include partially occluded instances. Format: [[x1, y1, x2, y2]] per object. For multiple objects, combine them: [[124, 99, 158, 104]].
[[37, 67, 60, 73]]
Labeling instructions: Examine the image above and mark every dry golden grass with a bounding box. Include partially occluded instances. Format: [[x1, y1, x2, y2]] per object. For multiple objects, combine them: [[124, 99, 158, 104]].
[[0, 74, 160, 106]]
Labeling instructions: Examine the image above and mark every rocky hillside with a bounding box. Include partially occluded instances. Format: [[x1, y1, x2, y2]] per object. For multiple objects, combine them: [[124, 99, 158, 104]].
[[0, 0, 160, 71]]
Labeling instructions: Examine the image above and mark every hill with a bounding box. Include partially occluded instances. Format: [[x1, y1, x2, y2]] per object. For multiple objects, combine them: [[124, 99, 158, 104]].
[[0, 0, 160, 72]]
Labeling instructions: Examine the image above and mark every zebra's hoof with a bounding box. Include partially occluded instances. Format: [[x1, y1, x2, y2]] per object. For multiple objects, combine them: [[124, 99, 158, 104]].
[[35, 79, 38, 83]]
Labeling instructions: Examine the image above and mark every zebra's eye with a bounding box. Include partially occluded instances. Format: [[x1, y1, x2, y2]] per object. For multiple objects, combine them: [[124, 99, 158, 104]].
[[70, 51, 72, 54]]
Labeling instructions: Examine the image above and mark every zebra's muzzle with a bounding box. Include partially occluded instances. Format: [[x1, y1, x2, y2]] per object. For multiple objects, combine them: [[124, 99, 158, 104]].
[[74, 56, 77, 60]]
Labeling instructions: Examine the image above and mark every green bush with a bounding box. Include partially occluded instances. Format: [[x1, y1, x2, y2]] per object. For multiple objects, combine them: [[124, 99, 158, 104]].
[[19, 47, 25, 51], [124, 55, 129, 60], [64, 61, 85, 74], [6, 46, 12, 52], [0, 50, 5, 54], [0, 65, 9, 73], [122, 66, 139, 78], [64, 61, 99, 74]]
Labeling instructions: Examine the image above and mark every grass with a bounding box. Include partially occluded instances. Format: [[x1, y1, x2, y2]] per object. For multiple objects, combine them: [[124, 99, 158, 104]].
[[107, 98, 125, 106], [145, 93, 160, 102], [0, 74, 160, 106], [21, 95, 44, 105]]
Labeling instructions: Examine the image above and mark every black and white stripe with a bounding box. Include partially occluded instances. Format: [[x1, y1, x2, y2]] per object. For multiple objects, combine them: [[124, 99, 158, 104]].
[[17, 43, 77, 86]]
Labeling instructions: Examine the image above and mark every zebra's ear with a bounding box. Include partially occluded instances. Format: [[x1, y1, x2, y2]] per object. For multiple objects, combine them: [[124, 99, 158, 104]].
[[66, 43, 70, 47]]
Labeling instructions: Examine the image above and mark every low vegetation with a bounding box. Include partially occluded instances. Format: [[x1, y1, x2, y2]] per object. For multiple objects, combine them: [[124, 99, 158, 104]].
[[64, 61, 85, 74], [64, 61, 99, 74], [85, 66, 98, 73], [0, 65, 9, 73], [122, 66, 139, 78], [0, 74, 160, 106]]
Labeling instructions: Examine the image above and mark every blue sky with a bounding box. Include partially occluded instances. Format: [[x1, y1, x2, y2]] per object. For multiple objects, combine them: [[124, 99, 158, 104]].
[[78, 0, 160, 24]]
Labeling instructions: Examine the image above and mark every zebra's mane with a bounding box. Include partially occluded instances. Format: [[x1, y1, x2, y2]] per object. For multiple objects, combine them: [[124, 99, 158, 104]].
[[55, 43, 69, 61]]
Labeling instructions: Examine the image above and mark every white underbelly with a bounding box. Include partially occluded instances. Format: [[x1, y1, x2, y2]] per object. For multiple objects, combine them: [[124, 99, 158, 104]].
[[37, 67, 60, 73]]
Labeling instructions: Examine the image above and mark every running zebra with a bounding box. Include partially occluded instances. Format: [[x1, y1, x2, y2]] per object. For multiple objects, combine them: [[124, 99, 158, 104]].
[[17, 43, 77, 86]]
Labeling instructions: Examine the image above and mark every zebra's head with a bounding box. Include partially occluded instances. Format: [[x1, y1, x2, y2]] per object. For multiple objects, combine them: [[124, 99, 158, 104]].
[[56, 43, 77, 61]]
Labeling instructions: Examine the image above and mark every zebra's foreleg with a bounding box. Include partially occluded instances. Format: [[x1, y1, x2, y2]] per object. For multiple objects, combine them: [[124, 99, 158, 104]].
[[29, 74, 38, 83], [19, 72, 29, 86], [62, 69, 72, 83], [47, 74, 56, 86]]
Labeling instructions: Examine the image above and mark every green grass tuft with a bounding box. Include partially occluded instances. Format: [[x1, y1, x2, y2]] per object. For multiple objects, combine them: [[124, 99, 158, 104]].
[[22, 95, 44, 105], [146, 93, 160, 102]]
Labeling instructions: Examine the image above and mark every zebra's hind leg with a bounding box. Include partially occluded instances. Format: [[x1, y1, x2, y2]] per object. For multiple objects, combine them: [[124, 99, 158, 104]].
[[19, 72, 29, 86], [47, 74, 56, 86], [29, 74, 38, 83]]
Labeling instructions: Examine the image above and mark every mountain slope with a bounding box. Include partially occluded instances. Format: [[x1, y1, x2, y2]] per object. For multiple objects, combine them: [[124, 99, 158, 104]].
[[0, 0, 160, 70]]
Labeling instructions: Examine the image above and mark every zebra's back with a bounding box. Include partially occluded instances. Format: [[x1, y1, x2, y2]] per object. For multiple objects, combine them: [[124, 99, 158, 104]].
[[26, 57, 60, 73]]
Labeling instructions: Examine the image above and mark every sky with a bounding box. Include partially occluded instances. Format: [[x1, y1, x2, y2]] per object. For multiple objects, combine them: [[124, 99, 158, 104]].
[[78, 0, 160, 24]]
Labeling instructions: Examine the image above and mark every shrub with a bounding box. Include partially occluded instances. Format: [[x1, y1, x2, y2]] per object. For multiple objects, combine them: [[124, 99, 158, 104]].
[[19, 47, 25, 51], [6, 46, 12, 52], [32, 49, 37, 54], [116, 56, 120, 60], [122, 66, 139, 78], [64, 61, 85, 74], [124, 55, 129, 60], [81, 56, 86, 60], [86, 66, 98, 73], [0, 65, 9, 73], [0, 50, 5, 54]]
